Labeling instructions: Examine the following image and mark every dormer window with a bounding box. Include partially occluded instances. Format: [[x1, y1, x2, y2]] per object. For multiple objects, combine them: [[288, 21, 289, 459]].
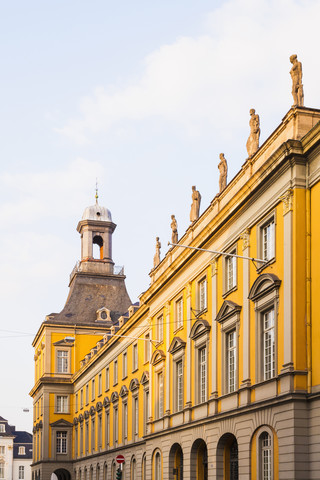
[[18, 446, 25, 455], [96, 308, 111, 322], [0, 424, 4, 433]]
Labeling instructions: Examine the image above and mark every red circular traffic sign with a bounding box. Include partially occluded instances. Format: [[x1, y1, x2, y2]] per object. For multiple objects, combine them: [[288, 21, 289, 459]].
[[116, 455, 125, 464]]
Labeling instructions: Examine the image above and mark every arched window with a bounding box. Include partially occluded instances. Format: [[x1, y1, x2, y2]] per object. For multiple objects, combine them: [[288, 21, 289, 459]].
[[141, 454, 146, 480], [260, 431, 272, 480], [155, 451, 161, 480], [103, 464, 107, 480], [93, 235, 103, 259], [131, 457, 136, 480]]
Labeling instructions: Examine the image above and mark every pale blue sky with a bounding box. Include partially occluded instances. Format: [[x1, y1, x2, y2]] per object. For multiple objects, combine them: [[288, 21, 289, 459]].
[[1, 0, 320, 432]]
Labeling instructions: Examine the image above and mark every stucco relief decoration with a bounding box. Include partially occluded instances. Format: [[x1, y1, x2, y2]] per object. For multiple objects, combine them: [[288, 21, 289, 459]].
[[211, 258, 218, 276], [280, 189, 293, 215], [240, 228, 251, 251]]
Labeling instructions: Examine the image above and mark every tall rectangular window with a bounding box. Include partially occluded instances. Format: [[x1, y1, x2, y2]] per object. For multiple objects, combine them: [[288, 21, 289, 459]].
[[80, 424, 83, 457], [80, 389, 83, 409], [56, 395, 68, 413], [227, 330, 236, 392], [0, 463, 4, 479], [0, 447, 4, 455], [144, 333, 150, 362], [91, 417, 95, 452], [199, 277, 207, 311], [158, 372, 164, 418], [98, 414, 102, 450], [144, 390, 149, 435], [262, 220, 275, 261], [157, 314, 163, 343], [199, 347, 207, 403], [133, 344, 138, 371], [56, 431, 67, 454], [176, 360, 183, 411], [175, 298, 183, 329], [85, 422, 89, 454], [113, 407, 118, 445], [19, 465, 25, 479], [91, 378, 95, 401], [260, 432, 272, 480], [105, 411, 110, 447], [75, 393, 78, 413], [98, 373, 102, 396], [263, 310, 275, 380], [113, 360, 118, 385], [133, 397, 139, 436], [85, 384, 89, 405], [122, 352, 127, 378], [226, 253, 237, 291], [123, 402, 128, 440], [57, 350, 69, 373], [105, 366, 110, 391]]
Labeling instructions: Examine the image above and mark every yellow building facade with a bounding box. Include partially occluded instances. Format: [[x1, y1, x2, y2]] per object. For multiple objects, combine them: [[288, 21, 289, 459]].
[[30, 105, 320, 480]]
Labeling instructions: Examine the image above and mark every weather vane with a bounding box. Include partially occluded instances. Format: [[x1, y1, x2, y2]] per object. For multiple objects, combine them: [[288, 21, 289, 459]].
[[95, 178, 99, 205]]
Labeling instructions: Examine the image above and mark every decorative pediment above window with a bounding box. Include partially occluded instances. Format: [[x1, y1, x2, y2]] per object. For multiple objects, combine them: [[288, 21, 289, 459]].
[[168, 336, 186, 355], [96, 401, 103, 412], [119, 385, 129, 398], [248, 273, 281, 301], [140, 371, 149, 385], [78, 414, 84, 423], [216, 300, 242, 324], [50, 418, 73, 428], [189, 319, 211, 340], [96, 307, 112, 323], [73, 417, 79, 425], [129, 378, 140, 391], [150, 349, 166, 366], [84, 410, 89, 419], [103, 397, 110, 408], [110, 391, 119, 403], [89, 406, 96, 416]]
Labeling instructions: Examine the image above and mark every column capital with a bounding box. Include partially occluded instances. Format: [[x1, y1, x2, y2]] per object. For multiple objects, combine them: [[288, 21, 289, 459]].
[[240, 228, 250, 251], [280, 188, 293, 215]]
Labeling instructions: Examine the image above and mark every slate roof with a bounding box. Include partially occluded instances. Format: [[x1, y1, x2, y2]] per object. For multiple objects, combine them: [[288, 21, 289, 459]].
[[13, 431, 33, 459], [45, 272, 131, 326]]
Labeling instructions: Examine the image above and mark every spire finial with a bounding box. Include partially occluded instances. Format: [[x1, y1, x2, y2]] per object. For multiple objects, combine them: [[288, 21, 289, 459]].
[[95, 178, 99, 205]]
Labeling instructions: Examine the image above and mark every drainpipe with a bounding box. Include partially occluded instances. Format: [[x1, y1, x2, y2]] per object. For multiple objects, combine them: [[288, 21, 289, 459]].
[[306, 187, 312, 393]]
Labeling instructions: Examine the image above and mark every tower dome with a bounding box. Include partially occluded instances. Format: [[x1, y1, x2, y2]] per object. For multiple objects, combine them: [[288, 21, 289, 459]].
[[82, 204, 112, 222]]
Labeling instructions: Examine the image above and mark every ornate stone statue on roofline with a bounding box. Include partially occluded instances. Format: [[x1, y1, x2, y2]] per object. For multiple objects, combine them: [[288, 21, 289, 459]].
[[190, 186, 201, 223], [218, 153, 228, 192], [290, 54, 304, 107], [246, 108, 260, 157], [171, 215, 178, 244], [153, 237, 161, 268]]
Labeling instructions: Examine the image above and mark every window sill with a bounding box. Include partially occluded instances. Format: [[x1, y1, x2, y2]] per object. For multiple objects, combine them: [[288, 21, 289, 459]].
[[173, 325, 184, 334], [256, 257, 275, 273], [222, 285, 237, 298], [132, 368, 138, 374], [196, 307, 208, 318], [122, 375, 128, 381]]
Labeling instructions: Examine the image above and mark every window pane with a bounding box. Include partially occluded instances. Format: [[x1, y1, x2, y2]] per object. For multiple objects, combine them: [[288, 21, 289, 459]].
[[227, 330, 236, 392], [263, 310, 275, 380], [177, 360, 183, 411], [199, 347, 207, 403]]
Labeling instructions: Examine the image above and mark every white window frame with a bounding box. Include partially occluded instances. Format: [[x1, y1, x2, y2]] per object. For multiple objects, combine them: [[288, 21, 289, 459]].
[[91, 378, 95, 401], [18, 446, 26, 455], [144, 333, 150, 363], [19, 465, 25, 479], [56, 395, 69, 414], [0, 425, 4, 433], [255, 426, 274, 480], [190, 319, 211, 405], [122, 351, 127, 378], [132, 343, 138, 371], [56, 349, 69, 374], [156, 314, 164, 344], [113, 360, 118, 386], [227, 330, 237, 393], [85, 384, 89, 405], [105, 366, 110, 391], [257, 212, 276, 270], [113, 406, 118, 446], [0, 446, 4, 455], [198, 277, 207, 312], [122, 401, 128, 441], [175, 297, 183, 330], [263, 309, 275, 380], [80, 389, 83, 409], [56, 431, 67, 454], [157, 371, 164, 419], [225, 249, 237, 293], [133, 395, 139, 438], [98, 373, 102, 396], [0, 462, 4, 479]]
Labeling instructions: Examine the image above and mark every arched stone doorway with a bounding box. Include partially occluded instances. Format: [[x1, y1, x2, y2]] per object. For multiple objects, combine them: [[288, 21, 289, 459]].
[[169, 443, 183, 480], [51, 469, 71, 480], [190, 438, 208, 480], [216, 433, 239, 480]]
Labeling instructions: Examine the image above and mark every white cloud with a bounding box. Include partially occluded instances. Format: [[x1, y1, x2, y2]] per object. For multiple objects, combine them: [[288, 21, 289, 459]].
[[56, 0, 320, 145]]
